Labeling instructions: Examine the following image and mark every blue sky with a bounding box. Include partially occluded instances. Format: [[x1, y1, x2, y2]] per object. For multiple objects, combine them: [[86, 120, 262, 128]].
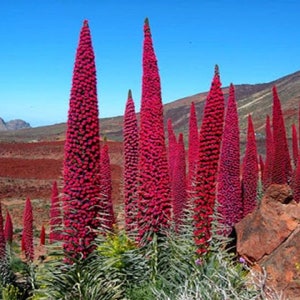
[[1, 0, 300, 127]]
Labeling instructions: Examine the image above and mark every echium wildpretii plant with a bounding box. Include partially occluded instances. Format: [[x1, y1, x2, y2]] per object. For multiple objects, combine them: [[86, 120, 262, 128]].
[[292, 123, 299, 168], [100, 143, 115, 231], [123, 90, 139, 236], [241, 115, 258, 217], [187, 101, 199, 189], [4, 210, 13, 246], [172, 133, 187, 230], [63, 20, 102, 260], [138, 18, 172, 240], [0, 200, 16, 290], [217, 83, 242, 234], [262, 115, 273, 190], [49, 180, 61, 243], [192, 65, 225, 255], [167, 118, 177, 187], [22, 197, 34, 262], [293, 155, 300, 203], [0, 202, 5, 260], [272, 85, 292, 184]]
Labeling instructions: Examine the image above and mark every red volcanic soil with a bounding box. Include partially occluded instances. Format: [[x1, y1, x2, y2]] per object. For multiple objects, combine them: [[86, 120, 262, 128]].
[[0, 140, 124, 232]]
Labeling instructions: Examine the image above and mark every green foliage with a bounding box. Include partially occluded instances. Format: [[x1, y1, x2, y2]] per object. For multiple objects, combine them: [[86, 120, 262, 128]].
[[97, 230, 137, 269], [19, 221, 274, 299], [2, 284, 22, 300]]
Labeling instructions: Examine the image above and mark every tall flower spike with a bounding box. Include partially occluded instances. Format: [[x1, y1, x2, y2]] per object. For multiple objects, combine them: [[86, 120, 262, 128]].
[[172, 133, 187, 230], [217, 83, 242, 233], [292, 124, 299, 168], [271, 86, 292, 184], [167, 118, 177, 187], [49, 181, 61, 243], [193, 65, 225, 254], [0, 201, 6, 260], [100, 144, 115, 231], [187, 102, 199, 189], [23, 197, 34, 261], [241, 115, 258, 217], [123, 90, 139, 235], [293, 155, 300, 203], [262, 115, 274, 190], [167, 118, 177, 207], [138, 18, 172, 240], [298, 102, 300, 148], [63, 20, 102, 260], [4, 210, 13, 245]]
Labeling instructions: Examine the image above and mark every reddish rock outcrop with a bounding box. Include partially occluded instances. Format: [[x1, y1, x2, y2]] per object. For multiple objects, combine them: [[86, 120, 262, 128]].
[[236, 184, 300, 298]]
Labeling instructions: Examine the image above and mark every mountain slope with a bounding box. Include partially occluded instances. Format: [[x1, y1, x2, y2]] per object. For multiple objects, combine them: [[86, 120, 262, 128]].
[[1, 70, 300, 143]]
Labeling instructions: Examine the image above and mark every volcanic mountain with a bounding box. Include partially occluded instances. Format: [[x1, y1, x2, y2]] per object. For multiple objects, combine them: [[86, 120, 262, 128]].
[[0, 70, 299, 144]]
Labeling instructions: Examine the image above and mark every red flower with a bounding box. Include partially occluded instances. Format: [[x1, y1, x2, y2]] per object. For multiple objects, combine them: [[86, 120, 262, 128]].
[[271, 86, 292, 184], [0, 201, 5, 260], [23, 197, 34, 261], [292, 124, 299, 168], [217, 83, 242, 233], [262, 115, 274, 190], [172, 133, 187, 229], [4, 210, 13, 244], [241, 115, 258, 217], [193, 65, 225, 254], [167, 118, 177, 187], [293, 156, 300, 203], [63, 20, 102, 260], [138, 18, 172, 240], [100, 144, 115, 231], [187, 102, 199, 189], [123, 90, 139, 235]]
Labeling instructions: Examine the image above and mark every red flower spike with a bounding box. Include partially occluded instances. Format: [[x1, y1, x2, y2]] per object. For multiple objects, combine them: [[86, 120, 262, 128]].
[[292, 124, 299, 168], [167, 118, 177, 186], [138, 19, 172, 240], [0, 201, 6, 260], [193, 65, 225, 254], [217, 83, 242, 233], [4, 210, 13, 244], [298, 102, 300, 148], [49, 181, 61, 243], [271, 86, 292, 184], [63, 20, 102, 260], [100, 144, 115, 231], [40, 225, 46, 246], [187, 102, 199, 189], [22, 197, 34, 261], [123, 90, 139, 235], [241, 115, 258, 217], [293, 155, 300, 203], [262, 115, 274, 190], [172, 133, 187, 230]]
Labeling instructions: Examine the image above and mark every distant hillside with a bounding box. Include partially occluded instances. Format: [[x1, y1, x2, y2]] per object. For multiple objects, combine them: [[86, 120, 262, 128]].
[[1, 70, 300, 143], [0, 118, 31, 131]]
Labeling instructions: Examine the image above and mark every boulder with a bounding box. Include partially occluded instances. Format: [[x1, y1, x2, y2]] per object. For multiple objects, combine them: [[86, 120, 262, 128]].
[[235, 184, 300, 298]]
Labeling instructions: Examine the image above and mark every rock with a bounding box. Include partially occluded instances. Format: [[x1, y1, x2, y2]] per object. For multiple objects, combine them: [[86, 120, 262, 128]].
[[5, 119, 31, 130], [235, 184, 300, 298], [0, 117, 7, 131], [0, 118, 31, 131]]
